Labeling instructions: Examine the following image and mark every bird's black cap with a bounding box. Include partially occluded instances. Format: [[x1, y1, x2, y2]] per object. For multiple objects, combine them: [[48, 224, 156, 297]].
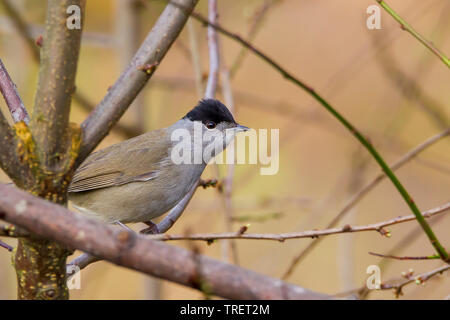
[[184, 99, 236, 125]]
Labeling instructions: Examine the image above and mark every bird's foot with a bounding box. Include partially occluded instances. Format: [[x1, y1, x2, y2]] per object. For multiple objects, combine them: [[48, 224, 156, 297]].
[[140, 221, 160, 234]]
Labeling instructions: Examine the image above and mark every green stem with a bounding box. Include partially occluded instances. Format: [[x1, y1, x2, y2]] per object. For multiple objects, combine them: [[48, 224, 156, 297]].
[[305, 86, 448, 262], [189, 11, 449, 261], [377, 0, 450, 68]]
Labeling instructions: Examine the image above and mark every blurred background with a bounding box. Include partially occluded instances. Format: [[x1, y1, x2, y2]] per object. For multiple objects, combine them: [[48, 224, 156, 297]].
[[0, 0, 449, 299]]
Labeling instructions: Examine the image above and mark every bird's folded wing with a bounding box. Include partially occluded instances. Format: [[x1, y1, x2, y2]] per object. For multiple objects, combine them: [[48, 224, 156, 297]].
[[69, 134, 168, 193]]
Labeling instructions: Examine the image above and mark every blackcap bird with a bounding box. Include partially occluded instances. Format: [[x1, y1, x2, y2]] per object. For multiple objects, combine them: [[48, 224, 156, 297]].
[[68, 99, 248, 225]]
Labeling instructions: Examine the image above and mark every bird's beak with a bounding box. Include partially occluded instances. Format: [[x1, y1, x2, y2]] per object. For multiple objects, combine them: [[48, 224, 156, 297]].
[[235, 124, 250, 132]]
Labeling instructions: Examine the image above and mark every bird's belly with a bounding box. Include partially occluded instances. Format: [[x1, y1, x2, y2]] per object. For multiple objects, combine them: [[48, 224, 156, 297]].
[[69, 166, 203, 224]]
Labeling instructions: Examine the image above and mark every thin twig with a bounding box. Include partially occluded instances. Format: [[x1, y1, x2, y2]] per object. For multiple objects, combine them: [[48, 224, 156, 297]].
[[202, 0, 239, 264], [0, 59, 29, 123], [335, 263, 450, 298], [153, 180, 200, 233], [368, 252, 440, 261], [219, 48, 239, 265], [0, 71, 32, 186], [144, 202, 450, 242], [379, 264, 450, 297], [376, 0, 450, 68], [282, 127, 450, 278], [356, 209, 447, 300], [186, 9, 449, 261], [204, 0, 219, 99], [414, 157, 450, 176]]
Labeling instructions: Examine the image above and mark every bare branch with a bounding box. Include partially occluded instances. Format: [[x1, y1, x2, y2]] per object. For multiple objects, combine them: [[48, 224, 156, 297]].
[[145, 202, 450, 242], [202, 0, 239, 264], [0, 240, 12, 251], [356, 212, 448, 300], [0, 58, 33, 185], [204, 0, 219, 99], [335, 263, 450, 299], [0, 183, 329, 300], [0, 107, 31, 186], [283, 127, 450, 279], [79, 0, 199, 164], [30, 0, 85, 167], [68, 253, 101, 273], [380, 264, 450, 297], [0, 59, 30, 123], [219, 52, 239, 264], [368, 252, 440, 261], [154, 180, 199, 233], [377, 0, 450, 68]]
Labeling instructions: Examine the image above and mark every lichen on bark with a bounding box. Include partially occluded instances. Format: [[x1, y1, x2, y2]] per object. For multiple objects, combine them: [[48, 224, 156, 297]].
[[9, 0, 86, 300], [13, 239, 71, 300]]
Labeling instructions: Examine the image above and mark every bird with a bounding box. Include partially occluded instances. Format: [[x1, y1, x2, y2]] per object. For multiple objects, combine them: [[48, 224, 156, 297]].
[[68, 99, 248, 228]]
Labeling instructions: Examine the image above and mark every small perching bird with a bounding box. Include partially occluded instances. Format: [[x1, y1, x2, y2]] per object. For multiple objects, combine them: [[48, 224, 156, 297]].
[[68, 99, 248, 225]]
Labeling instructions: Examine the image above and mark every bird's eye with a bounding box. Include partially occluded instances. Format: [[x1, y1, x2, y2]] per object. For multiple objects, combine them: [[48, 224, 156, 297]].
[[205, 121, 216, 129]]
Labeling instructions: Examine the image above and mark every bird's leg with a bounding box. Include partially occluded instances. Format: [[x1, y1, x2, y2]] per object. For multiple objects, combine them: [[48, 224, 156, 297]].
[[139, 181, 199, 235], [114, 220, 132, 231], [140, 221, 160, 235]]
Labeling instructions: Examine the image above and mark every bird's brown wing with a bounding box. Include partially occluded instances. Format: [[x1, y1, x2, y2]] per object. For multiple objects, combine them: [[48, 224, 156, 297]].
[[68, 130, 169, 193]]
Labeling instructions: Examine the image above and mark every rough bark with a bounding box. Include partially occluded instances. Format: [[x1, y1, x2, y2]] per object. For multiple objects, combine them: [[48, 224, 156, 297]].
[[0, 115, 31, 187], [0, 0, 201, 300], [30, 0, 85, 169], [0, 184, 330, 300], [11, 0, 85, 300]]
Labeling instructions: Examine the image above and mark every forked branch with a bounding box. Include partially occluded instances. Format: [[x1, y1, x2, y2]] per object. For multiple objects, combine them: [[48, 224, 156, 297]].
[[145, 202, 450, 242], [376, 0, 450, 68]]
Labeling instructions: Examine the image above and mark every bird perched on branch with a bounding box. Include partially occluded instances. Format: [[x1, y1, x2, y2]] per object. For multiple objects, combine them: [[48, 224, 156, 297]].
[[68, 99, 248, 227]]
